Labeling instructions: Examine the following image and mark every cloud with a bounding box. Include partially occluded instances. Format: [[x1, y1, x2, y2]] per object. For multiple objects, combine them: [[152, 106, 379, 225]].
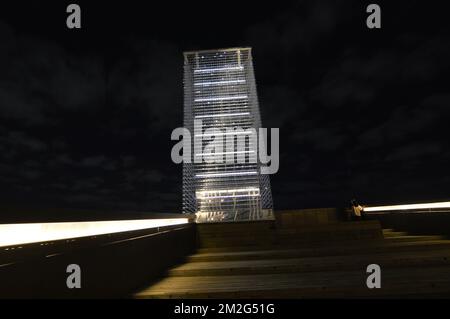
[[294, 127, 346, 152], [385, 142, 441, 162], [358, 105, 438, 149], [81, 156, 106, 167], [107, 38, 182, 130], [0, 130, 47, 152], [0, 21, 106, 124]]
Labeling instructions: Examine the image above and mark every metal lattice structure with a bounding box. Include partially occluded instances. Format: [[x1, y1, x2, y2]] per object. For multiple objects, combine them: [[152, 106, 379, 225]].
[[183, 47, 273, 223]]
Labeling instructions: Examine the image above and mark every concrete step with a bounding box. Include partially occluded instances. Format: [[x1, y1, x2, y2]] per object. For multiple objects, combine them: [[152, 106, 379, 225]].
[[170, 249, 450, 277], [384, 235, 446, 243], [135, 266, 450, 298], [382, 230, 409, 237], [194, 238, 450, 256], [197, 221, 383, 248], [197, 221, 380, 237], [134, 219, 450, 299], [190, 241, 450, 263]]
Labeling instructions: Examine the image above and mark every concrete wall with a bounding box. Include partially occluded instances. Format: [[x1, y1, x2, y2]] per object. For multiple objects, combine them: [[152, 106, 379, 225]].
[[274, 208, 344, 227]]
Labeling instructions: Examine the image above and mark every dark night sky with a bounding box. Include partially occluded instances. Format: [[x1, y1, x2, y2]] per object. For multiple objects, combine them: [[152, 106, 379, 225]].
[[0, 1, 449, 221]]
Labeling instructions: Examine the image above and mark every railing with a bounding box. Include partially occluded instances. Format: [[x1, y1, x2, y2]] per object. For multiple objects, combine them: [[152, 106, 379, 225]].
[[0, 217, 191, 248], [364, 201, 450, 213], [0, 216, 196, 298]]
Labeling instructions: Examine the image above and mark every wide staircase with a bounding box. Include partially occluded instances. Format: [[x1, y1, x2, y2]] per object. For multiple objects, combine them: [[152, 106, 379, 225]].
[[135, 209, 450, 298]]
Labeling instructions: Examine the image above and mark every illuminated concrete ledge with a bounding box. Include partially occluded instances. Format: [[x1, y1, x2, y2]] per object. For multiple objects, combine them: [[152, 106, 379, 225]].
[[0, 218, 189, 247], [364, 201, 450, 212]]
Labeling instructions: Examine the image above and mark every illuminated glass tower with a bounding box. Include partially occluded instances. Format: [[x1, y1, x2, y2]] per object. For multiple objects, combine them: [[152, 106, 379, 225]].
[[183, 47, 273, 222]]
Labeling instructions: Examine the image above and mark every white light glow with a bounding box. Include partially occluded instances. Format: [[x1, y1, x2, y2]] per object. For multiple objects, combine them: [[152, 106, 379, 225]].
[[0, 218, 189, 247], [195, 95, 248, 102], [197, 194, 260, 200], [364, 201, 450, 212], [194, 80, 246, 86], [194, 66, 243, 73], [195, 131, 252, 137], [195, 171, 257, 178], [195, 112, 249, 119], [196, 187, 260, 196], [195, 150, 254, 156]]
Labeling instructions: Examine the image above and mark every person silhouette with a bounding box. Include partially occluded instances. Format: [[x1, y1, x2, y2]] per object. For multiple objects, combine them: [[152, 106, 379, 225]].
[[350, 199, 364, 221]]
